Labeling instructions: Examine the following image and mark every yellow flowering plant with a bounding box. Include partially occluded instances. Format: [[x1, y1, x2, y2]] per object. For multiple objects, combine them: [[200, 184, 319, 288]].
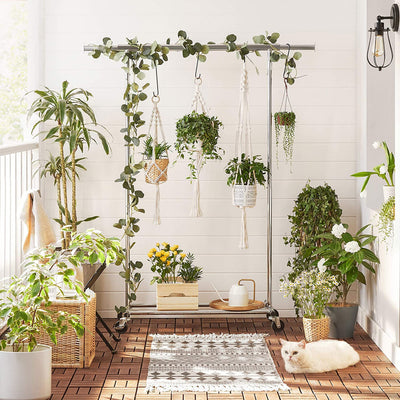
[[148, 242, 184, 284]]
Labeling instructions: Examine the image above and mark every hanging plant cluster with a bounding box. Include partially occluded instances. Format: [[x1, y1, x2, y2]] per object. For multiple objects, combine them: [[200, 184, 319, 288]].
[[89, 30, 302, 310]]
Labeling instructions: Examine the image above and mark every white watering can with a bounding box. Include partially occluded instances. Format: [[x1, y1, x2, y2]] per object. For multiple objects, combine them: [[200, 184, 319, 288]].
[[212, 279, 256, 307]]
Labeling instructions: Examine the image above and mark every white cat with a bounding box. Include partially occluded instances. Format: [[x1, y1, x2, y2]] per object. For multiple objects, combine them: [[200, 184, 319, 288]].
[[280, 339, 360, 373]]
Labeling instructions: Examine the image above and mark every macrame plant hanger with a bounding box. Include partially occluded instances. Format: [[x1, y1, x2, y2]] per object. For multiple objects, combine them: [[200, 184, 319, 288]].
[[233, 60, 256, 249], [189, 56, 209, 217], [143, 62, 169, 224]]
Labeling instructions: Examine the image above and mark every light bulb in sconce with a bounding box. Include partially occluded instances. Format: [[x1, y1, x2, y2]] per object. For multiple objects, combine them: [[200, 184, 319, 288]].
[[374, 34, 384, 57]]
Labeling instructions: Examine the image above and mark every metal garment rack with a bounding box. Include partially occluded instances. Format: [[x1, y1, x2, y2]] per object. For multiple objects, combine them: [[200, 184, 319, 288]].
[[84, 43, 316, 329]]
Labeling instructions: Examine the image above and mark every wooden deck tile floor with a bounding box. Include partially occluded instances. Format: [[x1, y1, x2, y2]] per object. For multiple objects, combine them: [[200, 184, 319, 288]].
[[51, 317, 400, 399]]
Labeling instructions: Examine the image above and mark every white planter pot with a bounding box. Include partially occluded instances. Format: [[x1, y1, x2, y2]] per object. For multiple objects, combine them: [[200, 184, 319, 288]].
[[383, 186, 395, 202], [0, 344, 52, 400], [232, 184, 257, 208]]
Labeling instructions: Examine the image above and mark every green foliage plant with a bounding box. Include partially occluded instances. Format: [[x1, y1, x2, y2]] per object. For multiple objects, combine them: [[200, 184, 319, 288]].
[[225, 153, 269, 186], [352, 141, 395, 193], [283, 182, 342, 315], [378, 196, 395, 244], [178, 254, 203, 283], [175, 111, 223, 181], [142, 136, 170, 159], [274, 111, 296, 165], [27, 81, 110, 247], [314, 223, 379, 305]]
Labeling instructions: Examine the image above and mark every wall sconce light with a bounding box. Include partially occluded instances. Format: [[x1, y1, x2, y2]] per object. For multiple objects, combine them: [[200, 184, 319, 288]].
[[367, 3, 399, 71]]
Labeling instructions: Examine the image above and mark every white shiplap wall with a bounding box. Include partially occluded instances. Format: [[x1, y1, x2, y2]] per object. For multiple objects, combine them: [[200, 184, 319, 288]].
[[40, 0, 359, 317]]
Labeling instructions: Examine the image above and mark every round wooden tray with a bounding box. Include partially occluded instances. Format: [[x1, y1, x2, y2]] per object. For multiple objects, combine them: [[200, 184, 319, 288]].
[[209, 299, 265, 311]]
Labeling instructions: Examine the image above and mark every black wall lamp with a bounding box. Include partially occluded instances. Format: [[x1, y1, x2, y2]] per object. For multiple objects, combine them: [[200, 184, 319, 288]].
[[367, 3, 399, 71]]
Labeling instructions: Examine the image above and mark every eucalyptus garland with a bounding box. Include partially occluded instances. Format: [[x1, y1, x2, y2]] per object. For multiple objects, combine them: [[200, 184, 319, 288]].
[[89, 31, 302, 312]]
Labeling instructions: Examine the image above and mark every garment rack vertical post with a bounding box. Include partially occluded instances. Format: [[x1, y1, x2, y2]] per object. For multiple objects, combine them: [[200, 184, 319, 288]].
[[83, 43, 316, 329]]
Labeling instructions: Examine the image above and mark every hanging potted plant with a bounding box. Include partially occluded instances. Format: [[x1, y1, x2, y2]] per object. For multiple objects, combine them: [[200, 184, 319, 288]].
[[142, 136, 170, 184], [352, 141, 395, 200], [280, 266, 338, 342], [314, 223, 379, 338], [378, 195, 395, 245], [225, 153, 269, 207], [148, 242, 202, 311]]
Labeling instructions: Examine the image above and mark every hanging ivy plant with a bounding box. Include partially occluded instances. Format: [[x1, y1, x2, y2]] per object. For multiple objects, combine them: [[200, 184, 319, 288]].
[[274, 111, 296, 165], [378, 196, 395, 244], [175, 111, 223, 180]]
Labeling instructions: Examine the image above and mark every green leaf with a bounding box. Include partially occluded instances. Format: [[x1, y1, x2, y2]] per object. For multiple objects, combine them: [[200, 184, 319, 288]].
[[293, 51, 302, 60], [226, 34, 237, 42], [178, 30, 187, 39], [198, 54, 206, 62]]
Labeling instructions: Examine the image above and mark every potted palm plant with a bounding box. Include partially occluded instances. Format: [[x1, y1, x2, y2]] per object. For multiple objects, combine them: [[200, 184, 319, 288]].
[[27, 81, 111, 248], [225, 153, 269, 207], [314, 223, 379, 338], [148, 242, 202, 310]]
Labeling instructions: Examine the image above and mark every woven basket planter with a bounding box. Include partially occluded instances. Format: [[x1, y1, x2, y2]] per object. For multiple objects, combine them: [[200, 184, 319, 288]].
[[232, 184, 257, 207], [144, 158, 169, 184], [303, 316, 330, 342]]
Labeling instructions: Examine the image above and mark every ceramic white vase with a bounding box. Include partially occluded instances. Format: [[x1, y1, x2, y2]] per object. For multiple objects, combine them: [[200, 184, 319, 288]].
[[0, 344, 52, 400], [383, 186, 395, 202]]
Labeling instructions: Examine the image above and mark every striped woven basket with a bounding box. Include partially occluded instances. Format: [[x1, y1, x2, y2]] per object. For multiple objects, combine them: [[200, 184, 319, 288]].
[[144, 159, 169, 184], [232, 184, 257, 207], [303, 316, 330, 342]]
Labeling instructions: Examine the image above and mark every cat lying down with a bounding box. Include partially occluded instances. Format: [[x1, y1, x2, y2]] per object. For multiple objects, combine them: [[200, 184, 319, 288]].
[[280, 339, 360, 373]]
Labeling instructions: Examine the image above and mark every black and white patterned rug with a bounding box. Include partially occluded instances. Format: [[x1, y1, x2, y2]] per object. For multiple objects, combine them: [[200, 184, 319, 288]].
[[145, 333, 289, 393]]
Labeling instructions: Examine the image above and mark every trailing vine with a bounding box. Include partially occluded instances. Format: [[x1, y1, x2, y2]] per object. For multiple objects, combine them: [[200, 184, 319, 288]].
[[89, 31, 302, 312]]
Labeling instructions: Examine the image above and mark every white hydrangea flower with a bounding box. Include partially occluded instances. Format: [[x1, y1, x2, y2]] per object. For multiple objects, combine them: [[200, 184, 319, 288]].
[[318, 258, 327, 273], [344, 241, 360, 253], [360, 190, 367, 199], [379, 165, 387, 175], [332, 223, 346, 238], [372, 141, 381, 149]]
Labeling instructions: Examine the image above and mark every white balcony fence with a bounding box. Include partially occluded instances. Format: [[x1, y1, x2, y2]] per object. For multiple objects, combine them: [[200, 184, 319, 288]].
[[0, 141, 39, 282]]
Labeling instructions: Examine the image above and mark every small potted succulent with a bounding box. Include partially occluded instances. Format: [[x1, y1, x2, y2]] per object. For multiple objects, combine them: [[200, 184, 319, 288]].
[[148, 242, 202, 310], [225, 153, 269, 207], [280, 265, 338, 342], [314, 223, 379, 338], [352, 141, 395, 200], [142, 136, 170, 184]]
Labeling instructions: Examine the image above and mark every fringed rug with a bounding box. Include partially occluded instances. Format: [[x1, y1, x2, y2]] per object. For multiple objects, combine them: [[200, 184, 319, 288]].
[[145, 333, 289, 393]]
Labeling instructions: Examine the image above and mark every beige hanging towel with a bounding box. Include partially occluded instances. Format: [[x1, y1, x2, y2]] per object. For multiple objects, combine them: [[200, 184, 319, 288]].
[[20, 190, 56, 253]]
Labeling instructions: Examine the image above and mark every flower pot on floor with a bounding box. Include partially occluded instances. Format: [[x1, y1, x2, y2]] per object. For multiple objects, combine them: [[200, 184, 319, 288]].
[[156, 282, 198, 311], [383, 185, 395, 202], [325, 303, 359, 339], [0, 344, 51, 400], [302, 316, 330, 342], [232, 184, 257, 207], [144, 159, 169, 184]]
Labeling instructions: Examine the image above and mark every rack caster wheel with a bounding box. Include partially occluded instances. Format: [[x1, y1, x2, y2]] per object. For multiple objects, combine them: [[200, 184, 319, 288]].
[[272, 320, 285, 332]]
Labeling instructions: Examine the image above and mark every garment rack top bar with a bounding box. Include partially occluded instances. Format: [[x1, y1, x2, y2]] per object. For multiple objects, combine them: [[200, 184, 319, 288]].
[[83, 43, 315, 52]]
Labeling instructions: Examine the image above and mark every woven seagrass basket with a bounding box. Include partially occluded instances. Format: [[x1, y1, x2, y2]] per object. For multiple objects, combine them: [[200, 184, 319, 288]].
[[303, 316, 330, 342], [145, 159, 169, 184], [232, 184, 257, 207]]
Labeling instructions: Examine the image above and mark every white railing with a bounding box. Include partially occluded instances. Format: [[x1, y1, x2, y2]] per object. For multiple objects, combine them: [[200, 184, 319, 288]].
[[0, 141, 39, 282]]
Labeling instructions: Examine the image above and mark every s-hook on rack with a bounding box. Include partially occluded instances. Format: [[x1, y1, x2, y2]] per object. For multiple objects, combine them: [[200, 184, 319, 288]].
[[83, 42, 316, 331]]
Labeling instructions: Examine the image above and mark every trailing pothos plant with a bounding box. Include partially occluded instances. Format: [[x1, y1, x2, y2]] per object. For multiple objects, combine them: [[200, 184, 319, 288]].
[[175, 111, 224, 180], [225, 153, 269, 186], [89, 30, 302, 311]]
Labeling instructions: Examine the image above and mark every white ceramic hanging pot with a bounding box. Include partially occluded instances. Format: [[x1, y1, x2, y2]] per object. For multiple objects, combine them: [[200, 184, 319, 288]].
[[383, 185, 395, 202], [0, 344, 52, 400], [232, 184, 257, 208]]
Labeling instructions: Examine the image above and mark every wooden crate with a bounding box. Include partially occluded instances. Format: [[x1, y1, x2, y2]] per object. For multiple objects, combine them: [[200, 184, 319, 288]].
[[156, 282, 198, 310], [37, 290, 96, 368]]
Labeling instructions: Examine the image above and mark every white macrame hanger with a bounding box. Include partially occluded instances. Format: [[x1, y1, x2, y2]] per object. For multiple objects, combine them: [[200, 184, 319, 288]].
[[189, 70, 209, 217], [144, 69, 169, 224], [233, 61, 256, 249]]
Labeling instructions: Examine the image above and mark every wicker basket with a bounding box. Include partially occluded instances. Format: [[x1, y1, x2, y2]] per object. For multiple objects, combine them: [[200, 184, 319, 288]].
[[303, 316, 330, 342], [144, 159, 169, 184], [37, 290, 96, 368], [232, 184, 257, 207]]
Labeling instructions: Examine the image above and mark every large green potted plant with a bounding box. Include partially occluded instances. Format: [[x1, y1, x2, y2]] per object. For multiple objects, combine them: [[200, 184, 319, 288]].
[[148, 242, 202, 311], [27, 81, 110, 248], [225, 153, 269, 207], [314, 223, 379, 338], [283, 183, 343, 315]]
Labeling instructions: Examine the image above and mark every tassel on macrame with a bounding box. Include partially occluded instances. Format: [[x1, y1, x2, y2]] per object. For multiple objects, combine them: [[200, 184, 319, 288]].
[[153, 184, 161, 224], [239, 207, 248, 249]]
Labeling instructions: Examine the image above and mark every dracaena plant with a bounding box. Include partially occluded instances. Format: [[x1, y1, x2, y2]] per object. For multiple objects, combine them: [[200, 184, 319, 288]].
[[27, 81, 110, 248], [225, 153, 269, 186], [352, 141, 395, 196]]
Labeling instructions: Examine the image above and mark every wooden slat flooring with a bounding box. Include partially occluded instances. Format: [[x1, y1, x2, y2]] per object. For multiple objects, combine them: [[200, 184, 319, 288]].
[[50, 318, 400, 399]]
